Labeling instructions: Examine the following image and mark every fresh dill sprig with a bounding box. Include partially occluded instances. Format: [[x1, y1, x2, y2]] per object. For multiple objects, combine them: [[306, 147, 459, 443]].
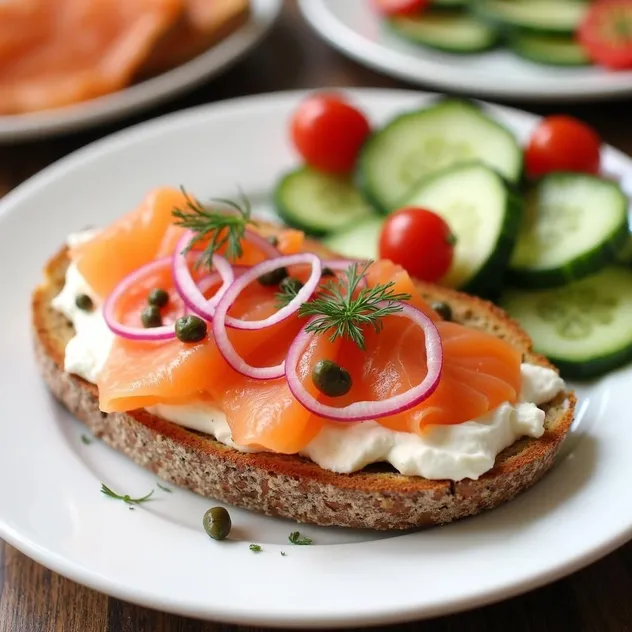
[[172, 186, 254, 268], [80, 434, 92, 445], [100, 484, 154, 505], [280, 551, 287, 556], [288, 531, 313, 546], [298, 262, 411, 350], [249, 543, 263, 553], [157, 482, 172, 493], [275, 281, 301, 308]]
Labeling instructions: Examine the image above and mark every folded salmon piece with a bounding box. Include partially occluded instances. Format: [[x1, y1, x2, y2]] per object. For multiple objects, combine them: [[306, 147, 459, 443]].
[[0, 0, 183, 115], [141, 0, 251, 75]]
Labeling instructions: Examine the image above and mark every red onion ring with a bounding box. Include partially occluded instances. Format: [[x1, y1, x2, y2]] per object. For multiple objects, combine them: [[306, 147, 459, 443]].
[[103, 257, 181, 341], [284, 303, 443, 422], [222, 253, 322, 330], [212, 253, 322, 380]]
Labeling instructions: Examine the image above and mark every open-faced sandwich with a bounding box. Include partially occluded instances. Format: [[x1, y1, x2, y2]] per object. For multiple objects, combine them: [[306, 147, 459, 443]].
[[32, 186, 575, 531]]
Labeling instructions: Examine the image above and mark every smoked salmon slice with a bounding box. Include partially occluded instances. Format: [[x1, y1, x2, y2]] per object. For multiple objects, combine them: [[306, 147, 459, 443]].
[[81, 194, 523, 455], [0, 0, 182, 115]]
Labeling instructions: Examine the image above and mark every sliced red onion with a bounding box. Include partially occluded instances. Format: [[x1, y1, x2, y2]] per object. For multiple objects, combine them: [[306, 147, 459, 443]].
[[173, 231, 235, 321], [211, 253, 322, 380], [103, 257, 180, 341], [222, 253, 322, 330], [285, 303, 443, 422]]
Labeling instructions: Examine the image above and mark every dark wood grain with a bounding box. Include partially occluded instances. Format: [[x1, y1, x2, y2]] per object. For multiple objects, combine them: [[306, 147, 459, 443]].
[[3, 2, 632, 630]]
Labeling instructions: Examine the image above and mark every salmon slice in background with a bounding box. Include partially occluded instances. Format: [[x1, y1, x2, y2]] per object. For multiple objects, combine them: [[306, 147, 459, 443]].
[[141, 0, 251, 75], [0, 0, 182, 115]]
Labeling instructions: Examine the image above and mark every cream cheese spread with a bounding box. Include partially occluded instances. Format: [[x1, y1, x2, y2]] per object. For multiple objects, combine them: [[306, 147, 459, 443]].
[[53, 232, 566, 481]]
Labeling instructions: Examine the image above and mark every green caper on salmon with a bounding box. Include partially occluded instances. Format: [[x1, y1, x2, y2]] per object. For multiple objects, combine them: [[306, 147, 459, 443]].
[[431, 301, 453, 321], [312, 360, 352, 397], [203, 506, 232, 541], [258, 266, 288, 286], [148, 288, 169, 308], [321, 267, 335, 277], [175, 315, 207, 343], [141, 305, 162, 328], [75, 294, 94, 312]]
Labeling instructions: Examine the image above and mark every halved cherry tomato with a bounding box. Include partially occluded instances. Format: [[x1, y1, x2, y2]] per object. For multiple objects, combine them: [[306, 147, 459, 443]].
[[525, 115, 602, 179], [290, 93, 371, 174], [579, 0, 632, 70], [378, 207, 455, 283], [372, 0, 429, 17]]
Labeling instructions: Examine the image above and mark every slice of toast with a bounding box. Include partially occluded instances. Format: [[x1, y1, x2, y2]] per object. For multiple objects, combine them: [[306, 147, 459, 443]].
[[32, 243, 575, 531]]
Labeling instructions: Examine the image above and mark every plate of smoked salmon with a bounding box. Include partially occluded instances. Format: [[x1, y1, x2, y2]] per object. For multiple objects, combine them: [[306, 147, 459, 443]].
[[0, 0, 281, 142], [0, 89, 631, 626]]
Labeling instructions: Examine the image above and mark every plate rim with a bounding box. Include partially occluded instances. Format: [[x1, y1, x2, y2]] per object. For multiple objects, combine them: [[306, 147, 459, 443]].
[[0, 0, 282, 143], [2, 88, 632, 627], [298, 0, 632, 102]]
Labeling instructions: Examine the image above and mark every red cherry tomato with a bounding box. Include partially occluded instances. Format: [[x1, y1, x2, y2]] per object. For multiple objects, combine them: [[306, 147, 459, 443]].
[[525, 115, 602, 179], [372, 0, 430, 17], [379, 207, 455, 283], [290, 93, 371, 174], [578, 0, 632, 70]]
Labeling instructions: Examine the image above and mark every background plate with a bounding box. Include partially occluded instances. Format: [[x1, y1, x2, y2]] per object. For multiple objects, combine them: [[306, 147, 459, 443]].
[[1, 89, 632, 627], [298, 0, 632, 102], [0, 0, 281, 143]]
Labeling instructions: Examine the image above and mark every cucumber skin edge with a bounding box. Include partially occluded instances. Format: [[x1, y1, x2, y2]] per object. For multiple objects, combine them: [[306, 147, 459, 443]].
[[355, 100, 524, 214], [545, 342, 632, 380], [507, 217, 630, 289]]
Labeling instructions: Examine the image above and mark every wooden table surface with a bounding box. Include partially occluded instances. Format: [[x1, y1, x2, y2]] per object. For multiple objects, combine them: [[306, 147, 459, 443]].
[[3, 3, 632, 631]]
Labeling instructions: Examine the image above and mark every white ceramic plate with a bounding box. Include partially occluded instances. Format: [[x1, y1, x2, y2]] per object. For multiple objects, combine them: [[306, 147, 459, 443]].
[[299, 0, 632, 102], [1, 89, 632, 628], [0, 0, 281, 143]]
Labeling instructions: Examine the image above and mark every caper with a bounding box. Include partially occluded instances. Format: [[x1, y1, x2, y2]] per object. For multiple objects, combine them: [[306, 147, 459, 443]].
[[321, 267, 335, 277], [312, 359, 352, 397], [148, 288, 169, 308], [267, 235, 279, 247], [431, 301, 453, 322], [203, 506, 232, 541], [175, 315, 207, 343], [141, 305, 162, 328], [75, 294, 94, 312], [258, 266, 288, 286], [279, 276, 303, 295]]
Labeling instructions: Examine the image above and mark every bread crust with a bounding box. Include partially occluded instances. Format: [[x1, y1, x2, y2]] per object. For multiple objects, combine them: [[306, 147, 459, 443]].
[[32, 246, 576, 531]]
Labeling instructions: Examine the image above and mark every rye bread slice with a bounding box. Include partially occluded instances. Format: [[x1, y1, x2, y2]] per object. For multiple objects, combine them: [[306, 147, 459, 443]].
[[32, 244, 576, 531]]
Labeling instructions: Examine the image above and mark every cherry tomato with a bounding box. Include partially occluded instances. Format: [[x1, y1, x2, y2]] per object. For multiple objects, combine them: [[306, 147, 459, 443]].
[[525, 115, 602, 179], [379, 207, 455, 283], [578, 0, 632, 70], [372, 0, 429, 17], [290, 93, 371, 174]]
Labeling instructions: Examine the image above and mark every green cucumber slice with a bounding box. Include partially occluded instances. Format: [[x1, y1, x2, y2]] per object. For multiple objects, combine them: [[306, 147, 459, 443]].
[[509, 32, 592, 66], [357, 99, 522, 213], [501, 267, 632, 379], [388, 12, 499, 54], [322, 216, 383, 261], [509, 173, 629, 288], [273, 167, 375, 236], [473, 0, 589, 35], [398, 162, 522, 295], [432, 0, 469, 9]]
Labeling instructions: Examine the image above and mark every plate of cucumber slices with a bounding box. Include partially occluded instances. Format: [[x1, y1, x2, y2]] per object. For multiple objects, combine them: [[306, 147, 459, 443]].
[[299, 0, 632, 101]]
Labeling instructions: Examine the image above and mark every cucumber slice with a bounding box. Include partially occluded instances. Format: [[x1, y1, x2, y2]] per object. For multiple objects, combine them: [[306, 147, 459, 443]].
[[474, 0, 589, 35], [322, 216, 384, 261], [501, 267, 632, 379], [509, 173, 629, 289], [509, 32, 592, 67], [388, 13, 499, 54], [432, 0, 468, 9], [274, 167, 375, 236], [357, 99, 522, 213], [398, 162, 522, 295]]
